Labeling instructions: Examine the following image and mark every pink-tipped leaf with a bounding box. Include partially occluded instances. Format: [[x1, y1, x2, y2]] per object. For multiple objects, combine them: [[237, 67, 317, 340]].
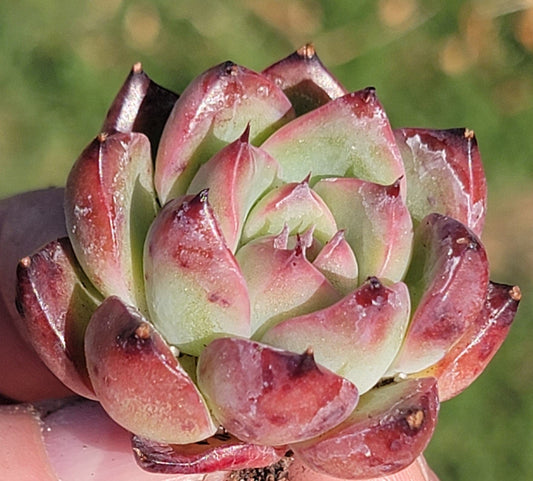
[[85, 296, 217, 444], [236, 235, 341, 337], [314, 177, 413, 283], [65, 132, 158, 312], [187, 127, 279, 252], [197, 338, 359, 446], [16, 238, 100, 399], [291, 378, 439, 480], [262, 43, 348, 115], [389, 213, 489, 374], [262, 277, 410, 394], [394, 128, 486, 236], [242, 178, 338, 245], [102, 62, 179, 159], [155, 61, 294, 203], [414, 281, 520, 401], [261, 88, 405, 187], [144, 191, 251, 355], [312, 230, 359, 295], [132, 432, 284, 474]]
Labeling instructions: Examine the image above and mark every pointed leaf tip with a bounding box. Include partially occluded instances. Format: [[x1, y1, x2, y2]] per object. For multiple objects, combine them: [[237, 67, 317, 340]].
[[262, 45, 347, 115], [144, 195, 250, 355], [240, 123, 251, 143], [296, 43, 316, 60]]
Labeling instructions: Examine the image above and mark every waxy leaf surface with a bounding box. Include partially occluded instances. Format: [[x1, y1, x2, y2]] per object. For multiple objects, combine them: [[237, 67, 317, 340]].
[[188, 128, 279, 252], [262, 44, 347, 115], [292, 378, 439, 480], [85, 297, 216, 444], [394, 128, 486, 236], [144, 192, 250, 355], [102, 62, 179, 159], [262, 88, 405, 188], [242, 179, 338, 245], [262, 277, 410, 394], [236, 235, 341, 337], [155, 62, 293, 203], [65, 132, 158, 312], [314, 178, 412, 283], [16, 238, 99, 399], [389, 213, 489, 374], [197, 338, 359, 445], [414, 281, 520, 401], [132, 432, 284, 474]]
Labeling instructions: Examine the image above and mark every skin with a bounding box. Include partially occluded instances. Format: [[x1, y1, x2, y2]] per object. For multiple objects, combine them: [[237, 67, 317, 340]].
[[0, 189, 439, 480]]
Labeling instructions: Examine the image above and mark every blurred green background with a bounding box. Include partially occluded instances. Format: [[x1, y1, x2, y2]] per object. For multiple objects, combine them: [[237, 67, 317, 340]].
[[1, 0, 531, 479]]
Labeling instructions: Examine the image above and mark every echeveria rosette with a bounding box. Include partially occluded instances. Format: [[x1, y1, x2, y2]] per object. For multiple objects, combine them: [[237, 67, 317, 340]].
[[10, 44, 521, 481]]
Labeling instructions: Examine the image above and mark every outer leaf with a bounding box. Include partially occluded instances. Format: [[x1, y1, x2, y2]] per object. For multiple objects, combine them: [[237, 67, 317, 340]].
[[155, 62, 294, 203], [262, 43, 348, 115], [414, 281, 520, 401], [292, 378, 439, 480], [188, 127, 279, 252], [85, 297, 217, 444], [287, 455, 439, 481], [65, 132, 158, 311], [102, 62, 179, 159], [261, 88, 405, 188], [314, 178, 413, 283], [262, 277, 410, 394], [389, 214, 489, 374], [197, 338, 359, 445], [16, 238, 100, 399], [0, 188, 72, 402], [236, 235, 341, 337], [132, 433, 284, 474], [394, 128, 486, 236], [144, 191, 250, 355]]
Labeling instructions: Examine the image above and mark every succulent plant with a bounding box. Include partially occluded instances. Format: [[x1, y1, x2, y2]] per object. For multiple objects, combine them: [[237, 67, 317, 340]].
[[3, 45, 521, 480]]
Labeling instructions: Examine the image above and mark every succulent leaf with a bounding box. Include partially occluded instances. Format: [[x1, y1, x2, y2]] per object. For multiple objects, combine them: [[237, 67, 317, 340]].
[[155, 62, 294, 203], [0, 188, 73, 401], [65, 132, 158, 312], [312, 230, 359, 295], [292, 378, 439, 480], [389, 213, 489, 374], [101, 62, 179, 159], [132, 432, 284, 474], [262, 277, 411, 394], [197, 338, 359, 445], [16, 238, 100, 399], [236, 235, 342, 337], [85, 296, 217, 444], [144, 191, 251, 355], [261, 88, 405, 187], [394, 128, 486, 236], [413, 281, 520, 401], [188, 127, 280, 252], [314, 177, 413, 283], [262, 43, 348, 116], [242, 178, 338, 245]]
